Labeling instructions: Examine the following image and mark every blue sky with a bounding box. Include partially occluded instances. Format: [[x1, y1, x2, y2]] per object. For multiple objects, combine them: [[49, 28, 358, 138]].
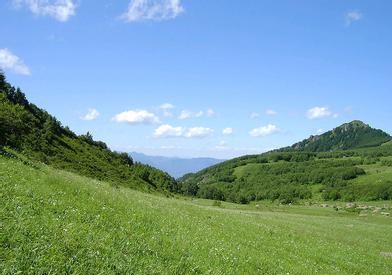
[[1, 0, 391, 158]]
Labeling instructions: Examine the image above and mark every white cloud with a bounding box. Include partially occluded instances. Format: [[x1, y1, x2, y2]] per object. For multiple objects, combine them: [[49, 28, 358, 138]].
[[316, 129, 325, 135], [307, 106, 334, 120], [179, 110, 193, 119], [178, 108, 215, 120], [178, 110, 202, 119], [160, 102, 175, 117], [154, 124, 183, 138], [250, 112, 260, 119], [0, 48, 31, 75], [249, 124, 280, 137], [13, 0, 76, 22], [266, 109, 277, 116], [184, 127, 214, 138], [121, 0, 184, 22], [222, 127, 233, 135], [345, 10, 363, 26], [160, 103, 175, 110], [153, 124, 213, 138], [113, 110, 160, 124], [81, 108, 99, 121]]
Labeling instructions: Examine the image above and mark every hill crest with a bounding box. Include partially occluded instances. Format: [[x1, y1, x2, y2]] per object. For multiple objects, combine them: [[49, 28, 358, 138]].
[[290, 120, 391, 152]]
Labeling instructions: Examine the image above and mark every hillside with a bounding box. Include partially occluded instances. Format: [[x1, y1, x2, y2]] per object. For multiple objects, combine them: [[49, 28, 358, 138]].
[[130, 152, 225, 178], [1, 155, 392, 274], [179, 122, 392, 204], [288, 120, 391, 152], [0, 72, 177, 193]]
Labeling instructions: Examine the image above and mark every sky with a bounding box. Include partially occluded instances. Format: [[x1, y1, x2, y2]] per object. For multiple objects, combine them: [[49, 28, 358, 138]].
[[1, 0, 392, 159]]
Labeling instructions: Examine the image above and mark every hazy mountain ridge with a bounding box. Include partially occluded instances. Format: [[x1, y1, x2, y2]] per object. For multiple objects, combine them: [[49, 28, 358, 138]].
[[130, 152, 225, 178]]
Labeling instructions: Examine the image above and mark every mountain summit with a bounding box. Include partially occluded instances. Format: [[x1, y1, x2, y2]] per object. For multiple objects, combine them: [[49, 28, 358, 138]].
[[290, 120, 391, 152]]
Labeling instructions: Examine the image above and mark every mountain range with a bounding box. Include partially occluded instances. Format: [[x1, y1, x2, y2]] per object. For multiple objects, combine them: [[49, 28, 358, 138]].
[[130, 152, 225, 178]]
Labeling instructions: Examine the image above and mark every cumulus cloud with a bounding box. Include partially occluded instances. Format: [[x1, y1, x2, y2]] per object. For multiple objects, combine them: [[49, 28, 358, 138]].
[[266, 109, 277, 116], [179, 110, 192, 119], [0, 48, 31, 75], [345, 10, 363, 26], [184, 127, 214, 138], [121, 0, 184, 22], [153, 124, 213, 138], [178, 110, 203, 119], [160, 102, 175, 117], [153, 124, 183, 138], [178, 109, 215, 120], [13, 0, 76, 22], [113, 110, 160, 124], [81, 108, 99, 121], [222, 127, 233, 135], [249, 124, 280, 137], [306, 106, 334, 120], [160, 103, 175, 110]]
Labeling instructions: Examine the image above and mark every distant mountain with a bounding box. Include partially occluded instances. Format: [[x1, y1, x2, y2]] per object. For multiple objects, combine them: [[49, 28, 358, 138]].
[[288, 120, 391, 152], [130, 152, 225, 178]]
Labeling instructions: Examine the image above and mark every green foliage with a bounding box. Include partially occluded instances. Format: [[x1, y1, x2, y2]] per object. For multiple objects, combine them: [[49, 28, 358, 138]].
[[212, 200, 222, 207], [0, 72, 177, 193], [323, 181, 392, 201], [180, 140, 392, 203], [2, 156, 392, 274], [289, 120, 391, 152], [180, 156, 371, 204], [381, 158, 392, 167]]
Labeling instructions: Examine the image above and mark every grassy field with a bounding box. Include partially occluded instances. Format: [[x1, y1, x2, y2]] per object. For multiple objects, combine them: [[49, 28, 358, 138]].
[[1, 155, 392, 274]]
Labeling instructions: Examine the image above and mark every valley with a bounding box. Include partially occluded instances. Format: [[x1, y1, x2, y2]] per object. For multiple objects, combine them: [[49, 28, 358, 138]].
[[1, 155, 391, 274]]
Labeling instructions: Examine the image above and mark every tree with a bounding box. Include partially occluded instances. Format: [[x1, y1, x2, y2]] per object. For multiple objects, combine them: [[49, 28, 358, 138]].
[[43, 118, 59, 142]]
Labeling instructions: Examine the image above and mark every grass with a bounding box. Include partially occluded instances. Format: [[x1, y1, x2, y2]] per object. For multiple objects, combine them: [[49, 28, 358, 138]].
[[1, 155, 392, 274], [353, 163, 392, 185]]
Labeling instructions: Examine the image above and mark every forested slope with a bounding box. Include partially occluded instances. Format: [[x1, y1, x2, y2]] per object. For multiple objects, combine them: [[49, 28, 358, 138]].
[[179, 122, 392, 204], [0, 72, 177, 193]]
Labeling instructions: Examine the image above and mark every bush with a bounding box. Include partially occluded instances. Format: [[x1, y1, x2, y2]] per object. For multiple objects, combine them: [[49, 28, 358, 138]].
[[212, 200, 222, 207]]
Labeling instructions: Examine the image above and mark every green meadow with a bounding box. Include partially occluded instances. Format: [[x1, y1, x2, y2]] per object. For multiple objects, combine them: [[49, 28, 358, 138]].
[[1, 155, 391, 275]]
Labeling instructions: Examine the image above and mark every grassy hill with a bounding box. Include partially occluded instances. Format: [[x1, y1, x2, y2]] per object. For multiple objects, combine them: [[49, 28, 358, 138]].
[[0, 72, 177, 193], [288, 120, 391, 152], [1, 155, 392, 274], [179, 122, 392, 204]]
